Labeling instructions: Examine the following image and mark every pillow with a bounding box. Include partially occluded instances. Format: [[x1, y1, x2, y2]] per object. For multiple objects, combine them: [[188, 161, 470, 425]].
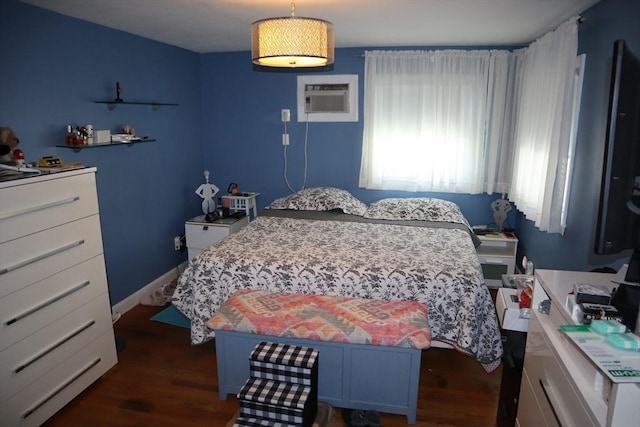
[[364, 197, 468, 223], [266, 187, 368, 216]]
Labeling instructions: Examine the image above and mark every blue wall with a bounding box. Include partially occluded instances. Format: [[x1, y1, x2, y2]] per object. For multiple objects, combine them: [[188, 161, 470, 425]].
[[515, 0, 640, 273], [2, 0, 635, 305], [1, 0, 204, 304], [199, 48, 516, 226]]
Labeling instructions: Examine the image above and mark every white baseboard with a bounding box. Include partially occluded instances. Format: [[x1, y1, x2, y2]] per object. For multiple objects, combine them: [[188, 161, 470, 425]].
[[111, 262, 188, 316]]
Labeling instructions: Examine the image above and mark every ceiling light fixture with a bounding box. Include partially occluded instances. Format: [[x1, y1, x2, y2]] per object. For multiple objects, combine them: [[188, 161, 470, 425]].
[[251, 1, 334, 68]]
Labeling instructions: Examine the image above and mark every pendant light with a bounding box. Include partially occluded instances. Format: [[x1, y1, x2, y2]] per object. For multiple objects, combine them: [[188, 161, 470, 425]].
[[251, 1, 334, 68]]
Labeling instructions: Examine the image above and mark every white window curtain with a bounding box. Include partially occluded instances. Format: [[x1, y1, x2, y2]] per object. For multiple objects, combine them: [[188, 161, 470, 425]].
[[359, 50, 513, 194], [509, 18, 579, 233], [359, 17, 579, 233]]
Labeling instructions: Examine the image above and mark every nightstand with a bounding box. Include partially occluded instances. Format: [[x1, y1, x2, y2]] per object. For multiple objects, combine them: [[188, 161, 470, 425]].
[[476, 232, 518, 288], [185, 214, 249, 259]]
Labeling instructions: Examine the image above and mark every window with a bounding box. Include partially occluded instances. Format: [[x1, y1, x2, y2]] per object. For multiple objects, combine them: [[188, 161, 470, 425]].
[[359, 50, 504, 194], [359, 17, 580, 233]]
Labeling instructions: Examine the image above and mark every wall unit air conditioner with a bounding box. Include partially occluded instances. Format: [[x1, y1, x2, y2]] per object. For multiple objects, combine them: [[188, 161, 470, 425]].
[[297, 75, 358, 122], [304, 84, 350, 114]]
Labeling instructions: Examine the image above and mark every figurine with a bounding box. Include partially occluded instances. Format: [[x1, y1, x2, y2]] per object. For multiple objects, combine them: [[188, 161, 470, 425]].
[[491, 198, 512, 231], [0, 127, 20, 165], [195, 170, 219, 216], [115, 82, 123, 103]]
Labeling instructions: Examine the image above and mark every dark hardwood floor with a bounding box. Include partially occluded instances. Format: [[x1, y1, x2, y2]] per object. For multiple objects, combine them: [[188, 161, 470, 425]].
[[44, 304, 502, 426]]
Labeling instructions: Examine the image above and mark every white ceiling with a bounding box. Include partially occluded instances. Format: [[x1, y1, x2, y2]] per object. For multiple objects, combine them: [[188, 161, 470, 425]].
[[22, 0, 600, 54]]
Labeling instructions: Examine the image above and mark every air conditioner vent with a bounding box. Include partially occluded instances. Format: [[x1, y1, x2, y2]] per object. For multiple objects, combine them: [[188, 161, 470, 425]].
[[297, 75, 358, 122], [304, 84, 349, 114]]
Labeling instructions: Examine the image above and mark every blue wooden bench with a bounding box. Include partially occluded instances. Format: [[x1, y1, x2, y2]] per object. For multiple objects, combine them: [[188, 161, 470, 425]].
[[208, 290, 431, 424]]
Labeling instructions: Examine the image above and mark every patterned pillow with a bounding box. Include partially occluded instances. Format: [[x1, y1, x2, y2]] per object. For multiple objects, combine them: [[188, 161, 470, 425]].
[[364, 197, 468, 224], [266, 187, 368, 216]]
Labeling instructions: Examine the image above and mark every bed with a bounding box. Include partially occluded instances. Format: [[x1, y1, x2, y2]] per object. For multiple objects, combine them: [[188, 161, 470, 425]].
[[172, 187, 503, 371]]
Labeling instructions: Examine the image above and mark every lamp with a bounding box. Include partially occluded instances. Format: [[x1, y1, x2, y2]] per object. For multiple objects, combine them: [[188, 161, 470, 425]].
[[251, 1, 334, 68]]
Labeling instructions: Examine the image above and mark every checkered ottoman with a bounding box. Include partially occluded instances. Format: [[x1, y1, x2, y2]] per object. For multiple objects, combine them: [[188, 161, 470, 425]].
[[238, 378, 315, 426], [250, 342, 318, 387]]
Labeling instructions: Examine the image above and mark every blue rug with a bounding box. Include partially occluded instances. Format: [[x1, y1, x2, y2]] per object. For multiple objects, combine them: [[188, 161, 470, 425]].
[[150, 305, 190, 328]]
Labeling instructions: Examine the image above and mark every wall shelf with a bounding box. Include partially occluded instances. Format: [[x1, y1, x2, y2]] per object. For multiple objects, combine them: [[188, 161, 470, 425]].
[[94, 101, 178, 111], [57, 139, 156, 152]]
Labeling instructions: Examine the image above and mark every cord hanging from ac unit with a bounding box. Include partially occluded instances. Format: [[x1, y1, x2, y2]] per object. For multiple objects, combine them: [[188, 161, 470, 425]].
[[282, 113, 309, 193]]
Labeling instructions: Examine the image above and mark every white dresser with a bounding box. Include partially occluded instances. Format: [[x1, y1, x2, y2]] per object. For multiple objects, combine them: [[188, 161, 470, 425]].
[[0, 168, 118, 426], [517, 269, 640, 427]]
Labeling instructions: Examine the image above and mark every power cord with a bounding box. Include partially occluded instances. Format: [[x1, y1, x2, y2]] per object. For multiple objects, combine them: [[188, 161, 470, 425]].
[[283, 114, 309, 193]]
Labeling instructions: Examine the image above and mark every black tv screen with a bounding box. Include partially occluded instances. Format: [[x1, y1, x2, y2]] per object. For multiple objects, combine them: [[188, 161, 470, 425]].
[[594, 39, 640, 258]]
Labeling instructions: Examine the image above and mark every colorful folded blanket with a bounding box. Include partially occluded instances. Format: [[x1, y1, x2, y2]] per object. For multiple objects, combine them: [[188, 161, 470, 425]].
[[207, 289, 431, 349]]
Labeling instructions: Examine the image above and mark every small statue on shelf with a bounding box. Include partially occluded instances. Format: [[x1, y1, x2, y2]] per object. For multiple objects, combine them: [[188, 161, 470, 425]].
[[115, 82, 124, 103]]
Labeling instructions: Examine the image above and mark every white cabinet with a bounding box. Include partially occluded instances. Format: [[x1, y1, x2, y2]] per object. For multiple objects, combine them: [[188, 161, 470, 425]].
[[185, 214, 249, 260], [476, 233, 518, 288], [0, 168, 118, 426], [517, 269, 640, 427]]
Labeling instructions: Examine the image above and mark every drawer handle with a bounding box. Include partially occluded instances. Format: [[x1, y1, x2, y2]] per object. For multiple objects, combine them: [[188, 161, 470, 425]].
[[21, 357, 101, 419], [0, 239, 85, 276], [14, 320, 96, 373], [539, 377, 564, 426], [0, 196, 80, 220], [5, 280, 91, 326]]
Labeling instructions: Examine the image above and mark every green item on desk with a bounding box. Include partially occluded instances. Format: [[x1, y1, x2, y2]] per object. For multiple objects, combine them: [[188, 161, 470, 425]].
[[591, 319, 627, 335], [606, 333, 640, 351]]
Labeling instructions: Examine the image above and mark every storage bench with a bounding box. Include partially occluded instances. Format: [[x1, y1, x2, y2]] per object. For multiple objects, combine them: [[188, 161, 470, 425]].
[[208, 290, 431, 424]]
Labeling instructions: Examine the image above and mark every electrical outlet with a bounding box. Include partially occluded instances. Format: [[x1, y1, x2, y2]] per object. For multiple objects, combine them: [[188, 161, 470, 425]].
[[174, 235, 182, 251], [281, 109, 290, 122]]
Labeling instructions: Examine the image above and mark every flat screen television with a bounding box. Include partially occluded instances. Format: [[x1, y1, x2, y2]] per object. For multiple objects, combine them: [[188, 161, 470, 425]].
[[594, 39, 640, 285]]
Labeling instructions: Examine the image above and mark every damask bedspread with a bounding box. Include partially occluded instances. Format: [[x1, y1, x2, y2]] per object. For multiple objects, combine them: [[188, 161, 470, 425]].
[[172, 212, 503, 370]]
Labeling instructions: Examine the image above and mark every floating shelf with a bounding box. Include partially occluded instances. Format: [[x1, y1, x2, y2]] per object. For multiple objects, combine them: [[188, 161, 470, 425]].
[[57, 139, 156, 152], [94, 101, 178, 111]]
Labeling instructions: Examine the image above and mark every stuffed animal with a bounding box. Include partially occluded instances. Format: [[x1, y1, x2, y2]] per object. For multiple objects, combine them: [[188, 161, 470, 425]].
[[0, 127, 20, 165]]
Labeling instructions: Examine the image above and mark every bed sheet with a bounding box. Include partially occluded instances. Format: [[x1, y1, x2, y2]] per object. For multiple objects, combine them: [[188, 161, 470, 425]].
[[172, 215, 503, 369]]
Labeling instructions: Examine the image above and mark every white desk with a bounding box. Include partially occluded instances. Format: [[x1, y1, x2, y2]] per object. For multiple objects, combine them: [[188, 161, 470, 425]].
[[517, 268, 640, 427]]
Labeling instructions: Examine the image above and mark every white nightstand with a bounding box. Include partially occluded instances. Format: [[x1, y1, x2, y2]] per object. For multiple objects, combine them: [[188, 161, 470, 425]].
[[185, 214, 249, 260], [476, 232, 518, 288]]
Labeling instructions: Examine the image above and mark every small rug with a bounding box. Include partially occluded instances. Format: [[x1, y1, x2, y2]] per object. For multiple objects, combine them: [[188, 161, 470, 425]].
[[150, 305, 190, 328]]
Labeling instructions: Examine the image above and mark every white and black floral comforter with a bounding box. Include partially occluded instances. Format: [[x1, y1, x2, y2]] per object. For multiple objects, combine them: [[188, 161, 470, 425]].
[[173, 212, 503, 370]]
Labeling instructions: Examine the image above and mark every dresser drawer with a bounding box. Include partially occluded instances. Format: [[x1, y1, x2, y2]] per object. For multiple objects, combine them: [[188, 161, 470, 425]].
[[185, 222, 231, 251], [0, 171, 99, 244], [0, 330, 117, 427], [523, 311, 597, 426], [0, 256, 108, 351], [0, 293, 113, 403], [0, 215, 104, 297], [517, 368, 555, 427]]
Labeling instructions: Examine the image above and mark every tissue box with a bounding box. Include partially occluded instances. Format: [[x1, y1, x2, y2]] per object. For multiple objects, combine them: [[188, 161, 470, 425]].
[[95, 130, 110, 144]]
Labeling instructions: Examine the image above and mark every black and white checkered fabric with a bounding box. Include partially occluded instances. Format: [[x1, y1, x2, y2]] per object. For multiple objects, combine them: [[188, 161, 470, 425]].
[[250, 342, 318, 386], [233, 416, 287, 427], [238, 378, 311, 410], [238, 378, 315, 425], [249, 360, 314, 386], [251, 342, 318, 368]]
